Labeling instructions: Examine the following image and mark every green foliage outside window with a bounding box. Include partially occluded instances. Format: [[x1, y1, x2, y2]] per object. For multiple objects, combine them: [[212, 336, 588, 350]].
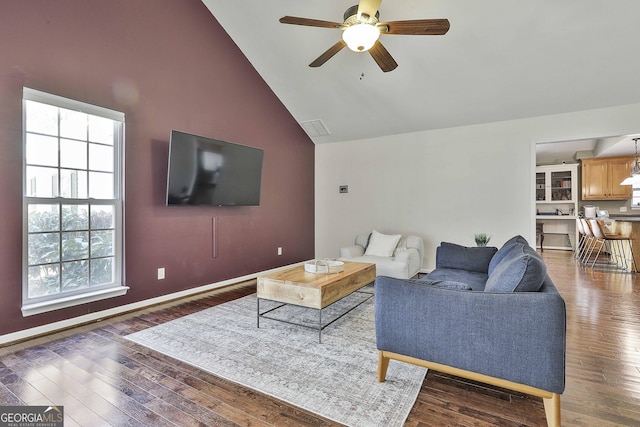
[[27, 207, 114, 298]]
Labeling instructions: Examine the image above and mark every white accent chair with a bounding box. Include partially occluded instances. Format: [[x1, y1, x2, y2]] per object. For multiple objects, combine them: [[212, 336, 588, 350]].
[[339, 231, 424, 279]]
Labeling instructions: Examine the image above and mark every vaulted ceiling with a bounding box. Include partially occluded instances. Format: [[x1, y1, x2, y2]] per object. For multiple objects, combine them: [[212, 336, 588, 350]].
[[202, 0, 640, 145]]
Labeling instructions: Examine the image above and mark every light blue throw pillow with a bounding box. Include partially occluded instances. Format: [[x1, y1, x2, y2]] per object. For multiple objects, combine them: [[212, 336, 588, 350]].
[[488, 235, 529, 275], [485, 243, 546, 292]]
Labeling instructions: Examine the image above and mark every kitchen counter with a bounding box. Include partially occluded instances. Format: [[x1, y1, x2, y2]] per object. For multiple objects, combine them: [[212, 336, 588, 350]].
[[535, 215, 577, 220], [606, 214, 640, 222]]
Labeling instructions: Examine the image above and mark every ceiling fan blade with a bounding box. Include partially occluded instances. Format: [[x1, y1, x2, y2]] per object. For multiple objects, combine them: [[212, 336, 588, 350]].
[[368, 41, 398, 72], [309, 40, 347, 67], [357, 0, 382, 19], [279, 16, 344, 29], [378, 19, 450, 35]]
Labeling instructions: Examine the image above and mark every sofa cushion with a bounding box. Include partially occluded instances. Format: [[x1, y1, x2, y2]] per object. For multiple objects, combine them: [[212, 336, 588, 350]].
[[424, 268, 488, 291], [488, 235, 529, 275], [485, 243, 546, 292], [435, 242, 498, 274], [365, 230, 402, 257]]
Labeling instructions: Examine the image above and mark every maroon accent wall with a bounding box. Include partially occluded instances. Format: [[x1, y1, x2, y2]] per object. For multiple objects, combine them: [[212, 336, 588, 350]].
[[0, 0, 314, 335]]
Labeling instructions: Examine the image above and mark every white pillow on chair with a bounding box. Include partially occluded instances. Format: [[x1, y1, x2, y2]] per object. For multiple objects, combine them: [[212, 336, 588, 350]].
[[365, 230, 402, 257]]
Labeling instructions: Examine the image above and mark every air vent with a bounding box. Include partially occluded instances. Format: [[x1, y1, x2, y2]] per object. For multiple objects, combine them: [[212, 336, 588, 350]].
[[300, 119, 330, 137]]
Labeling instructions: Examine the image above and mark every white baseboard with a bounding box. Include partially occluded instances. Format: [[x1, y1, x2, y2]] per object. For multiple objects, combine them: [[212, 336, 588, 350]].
[[1, 261, 305, 346]]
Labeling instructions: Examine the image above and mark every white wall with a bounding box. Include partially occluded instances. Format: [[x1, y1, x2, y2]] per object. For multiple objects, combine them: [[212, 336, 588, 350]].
[[315, 103, 640, 270]]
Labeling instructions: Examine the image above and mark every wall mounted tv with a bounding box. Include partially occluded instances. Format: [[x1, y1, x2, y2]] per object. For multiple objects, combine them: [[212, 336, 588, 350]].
[[166, 130, 264, 206]]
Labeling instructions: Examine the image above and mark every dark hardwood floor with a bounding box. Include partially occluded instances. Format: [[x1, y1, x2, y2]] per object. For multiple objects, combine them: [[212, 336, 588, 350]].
[[1, 250, 639, 426]]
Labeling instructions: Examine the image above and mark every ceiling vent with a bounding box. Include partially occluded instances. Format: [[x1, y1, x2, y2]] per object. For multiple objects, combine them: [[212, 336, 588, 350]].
[[300, 119, 330, 137]]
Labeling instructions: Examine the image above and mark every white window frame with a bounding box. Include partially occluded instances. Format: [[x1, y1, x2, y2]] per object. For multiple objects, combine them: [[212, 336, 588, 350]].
[[22, 88, 128, 316], [632, 184, 640, 209]]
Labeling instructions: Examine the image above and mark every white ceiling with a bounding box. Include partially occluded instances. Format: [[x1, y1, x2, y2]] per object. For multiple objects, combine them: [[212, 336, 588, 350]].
[[201, 0, 640, 145]]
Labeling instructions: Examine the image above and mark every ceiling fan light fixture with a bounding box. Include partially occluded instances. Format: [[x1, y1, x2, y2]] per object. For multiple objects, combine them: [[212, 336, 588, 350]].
[[342, 23, 380, 52]]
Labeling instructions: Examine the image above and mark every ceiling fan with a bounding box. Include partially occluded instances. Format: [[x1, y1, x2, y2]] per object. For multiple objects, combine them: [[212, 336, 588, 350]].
[[279, 0, 450, 72]]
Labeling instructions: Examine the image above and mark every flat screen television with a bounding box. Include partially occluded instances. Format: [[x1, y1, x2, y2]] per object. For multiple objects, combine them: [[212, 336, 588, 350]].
[[166, 130, 264, 206]]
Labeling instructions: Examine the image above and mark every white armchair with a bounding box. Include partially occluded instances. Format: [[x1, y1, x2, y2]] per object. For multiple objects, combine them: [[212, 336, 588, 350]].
[[339, 231, 424, 279]]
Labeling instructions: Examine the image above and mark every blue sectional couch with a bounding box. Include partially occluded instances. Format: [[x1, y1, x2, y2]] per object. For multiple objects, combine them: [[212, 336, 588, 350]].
[[375, 236, 566, 427]]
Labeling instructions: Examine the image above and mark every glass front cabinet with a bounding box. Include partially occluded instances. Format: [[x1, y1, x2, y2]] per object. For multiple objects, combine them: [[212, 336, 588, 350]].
[[535, 164, 579, 251], [536, 165, 577, 204]]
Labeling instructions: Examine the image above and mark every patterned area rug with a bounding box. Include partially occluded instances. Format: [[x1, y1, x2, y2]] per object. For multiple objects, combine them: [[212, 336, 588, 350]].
[[125, 287, 426, 426]]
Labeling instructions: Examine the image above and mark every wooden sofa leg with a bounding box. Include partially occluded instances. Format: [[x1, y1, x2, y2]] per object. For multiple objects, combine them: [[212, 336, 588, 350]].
[[377, 351, 390, 382], [543, 393, 561, 426]]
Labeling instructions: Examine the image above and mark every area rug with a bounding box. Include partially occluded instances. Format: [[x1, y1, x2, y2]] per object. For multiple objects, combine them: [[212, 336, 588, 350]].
[[125, 288, 427, 426]]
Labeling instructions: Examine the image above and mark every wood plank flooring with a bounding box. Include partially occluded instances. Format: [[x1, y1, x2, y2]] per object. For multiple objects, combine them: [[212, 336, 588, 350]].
[[1, 250, 639, 426]]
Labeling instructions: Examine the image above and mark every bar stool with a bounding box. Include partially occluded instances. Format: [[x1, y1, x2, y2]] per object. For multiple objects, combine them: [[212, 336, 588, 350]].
[[579, 218, 597, 265], [588, 219, 637, 272]]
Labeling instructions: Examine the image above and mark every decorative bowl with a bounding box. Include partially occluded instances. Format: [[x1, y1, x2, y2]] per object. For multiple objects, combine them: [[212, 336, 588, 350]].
[[304, 259, 345, 274]]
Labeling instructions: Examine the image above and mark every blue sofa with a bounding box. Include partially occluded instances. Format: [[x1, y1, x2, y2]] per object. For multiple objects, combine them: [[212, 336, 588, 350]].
[[375, 236, 566, 427]]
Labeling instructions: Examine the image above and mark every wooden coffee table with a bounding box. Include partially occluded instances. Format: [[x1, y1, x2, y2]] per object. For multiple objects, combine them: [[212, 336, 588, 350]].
[[256, 261, 376, 342]]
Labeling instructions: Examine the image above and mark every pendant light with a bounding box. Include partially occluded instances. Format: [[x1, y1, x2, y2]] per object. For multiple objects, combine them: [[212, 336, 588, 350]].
[[620, 138, 640, 185]]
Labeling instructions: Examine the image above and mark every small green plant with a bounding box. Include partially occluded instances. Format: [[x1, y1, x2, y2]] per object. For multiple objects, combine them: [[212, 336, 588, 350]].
[[474, 233, 491, 247]]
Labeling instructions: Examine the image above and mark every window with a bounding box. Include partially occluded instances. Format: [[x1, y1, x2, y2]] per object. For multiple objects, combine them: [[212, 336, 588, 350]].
[[632, 183, 640, 209], [22, 88, 127, 316]]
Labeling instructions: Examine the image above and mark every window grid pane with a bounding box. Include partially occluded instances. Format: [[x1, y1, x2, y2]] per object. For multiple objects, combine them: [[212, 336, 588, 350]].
[[26, 134, 58, 167], [28, 265, 60, 298], [26, 166, 59, 198], [60, 169, 88, 198], [89, 143, 114, 172], [62, 204, 89, 231], [90, 257, 113, 286], [25, 100, 58, 135], [62, 260, 89, 291], [28, 233, 60, 265], [60, 139, 87, 169], [89, 172, 114, 199], [60, 108, 88, 140], [28, 204, 60, 233]]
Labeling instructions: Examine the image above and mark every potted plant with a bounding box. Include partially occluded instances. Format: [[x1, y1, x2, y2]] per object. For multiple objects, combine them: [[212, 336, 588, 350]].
[[474, 233, 491, 247]]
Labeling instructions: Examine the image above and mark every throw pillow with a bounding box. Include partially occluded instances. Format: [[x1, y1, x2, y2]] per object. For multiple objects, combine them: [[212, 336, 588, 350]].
[[488, 235, 529, 275], [364, 230, 402, 257], [485, 244, 547, 292], [435, 242, 498, 273]]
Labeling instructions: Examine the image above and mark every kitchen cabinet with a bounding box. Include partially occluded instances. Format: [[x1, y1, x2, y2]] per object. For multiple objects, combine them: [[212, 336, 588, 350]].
[[536, 164, 577, 203], [581, 156, 633, 200], [535, 164, 579, 250]]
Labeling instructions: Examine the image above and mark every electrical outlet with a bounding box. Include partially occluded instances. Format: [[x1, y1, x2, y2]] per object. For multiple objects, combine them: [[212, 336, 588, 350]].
[[620, 206, 628, 212], [157, 267, 165, 280], [277, 247, 283, 256]]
